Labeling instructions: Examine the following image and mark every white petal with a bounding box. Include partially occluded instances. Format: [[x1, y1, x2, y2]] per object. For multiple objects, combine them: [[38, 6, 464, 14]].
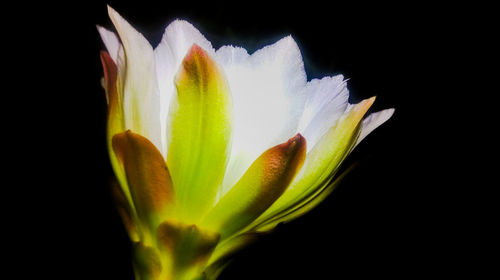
[[154, 42, 174, 158], [298, 75, 349, 151], [355, 108, 395, 147], [154, 20, 215, 158], [157, 19, 215, 66], [246, 36, 307, 144], [97, 25, 125, 106], [96, 25, 121, 62], [108, 6, 162, 151], [216, 37, 307, 197], [216, 45, 250, 66]]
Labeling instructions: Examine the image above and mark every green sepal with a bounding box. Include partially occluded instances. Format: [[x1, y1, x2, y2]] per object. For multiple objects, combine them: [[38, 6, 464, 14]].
[[200, 134, 306, 239], [247, 98, 375, 232], [167, 44, 233, 223]]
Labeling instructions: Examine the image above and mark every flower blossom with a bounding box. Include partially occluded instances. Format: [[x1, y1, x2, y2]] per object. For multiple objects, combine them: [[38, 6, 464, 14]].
[[98, 6, 394, 280]]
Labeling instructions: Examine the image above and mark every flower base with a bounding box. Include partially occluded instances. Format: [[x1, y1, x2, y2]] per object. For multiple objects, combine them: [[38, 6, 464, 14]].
[[131, 221, 221, 280]]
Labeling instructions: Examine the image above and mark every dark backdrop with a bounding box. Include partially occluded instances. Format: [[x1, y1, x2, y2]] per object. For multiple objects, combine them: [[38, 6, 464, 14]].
[[21, 1, 466, 279]]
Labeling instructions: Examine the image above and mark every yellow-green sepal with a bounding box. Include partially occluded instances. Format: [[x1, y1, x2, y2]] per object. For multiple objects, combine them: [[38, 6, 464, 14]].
[[101, 50, 140, 238], [248, 97, 375, 230], [100, 51, 127, 194], [200, 134, 306, 239], [167, 44, 233, 223], [112, 130, 175, 243]]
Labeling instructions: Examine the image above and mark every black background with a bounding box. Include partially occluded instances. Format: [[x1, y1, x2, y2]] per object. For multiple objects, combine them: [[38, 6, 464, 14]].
[[15, 0, 477, 279]]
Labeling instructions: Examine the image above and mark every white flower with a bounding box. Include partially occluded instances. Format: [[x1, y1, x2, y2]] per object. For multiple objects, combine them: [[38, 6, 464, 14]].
[[98, 6, 394, 280]]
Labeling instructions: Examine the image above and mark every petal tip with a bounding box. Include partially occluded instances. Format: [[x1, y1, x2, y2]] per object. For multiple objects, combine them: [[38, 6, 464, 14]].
[[382, 108, 396, 120], [107, 4, 117, 16], [185, 43, 208, 59], [279, 133, 307, 160], [99, 49, 107, 58], [288, 133, 306, 149], [170, 19, 195, 28], [107, 5, 130, 32], [281, 35, 298, 46], [367, 96, 376, 104], [358, 96, 376, 112], [177, 43, 220, 84], [107, 5, 124, 30], [189, 43, 203, 51]]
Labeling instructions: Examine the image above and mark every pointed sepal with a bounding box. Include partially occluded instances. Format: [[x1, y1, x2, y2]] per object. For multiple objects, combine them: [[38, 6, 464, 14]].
[[249, 97, 376, 230], [200, 134, 306, 239], [112, 130, 175, 236], [167, 44, 233, 223]]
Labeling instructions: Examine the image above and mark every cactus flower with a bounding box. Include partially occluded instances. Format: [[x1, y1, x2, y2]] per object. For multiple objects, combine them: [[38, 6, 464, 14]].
[[98, 6, 394, 280]]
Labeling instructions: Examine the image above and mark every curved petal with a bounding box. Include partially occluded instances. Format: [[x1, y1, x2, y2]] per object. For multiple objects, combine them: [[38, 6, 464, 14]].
[[112, 130, 175, 238], [216, 37, 308, 198], [108, 6, 162, 151], [200, 134, 306, 240], [100, 51, 139, 223], [96, 25, 121, 63], [248, 97, 375, 229], [155, 20, 215, 158], [298, 75, 349, 151], [167, 45, 233, 223], [355, 108, 395, 147]]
